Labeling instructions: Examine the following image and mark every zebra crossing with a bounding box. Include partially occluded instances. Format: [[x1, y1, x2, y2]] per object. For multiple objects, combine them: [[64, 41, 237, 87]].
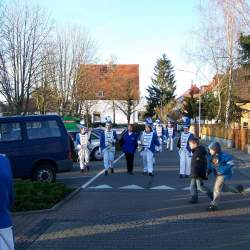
[[85, 184, 192, 191], [85, 184, 250, 191]]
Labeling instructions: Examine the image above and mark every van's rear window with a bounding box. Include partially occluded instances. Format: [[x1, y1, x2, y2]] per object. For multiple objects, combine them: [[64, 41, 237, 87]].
[[26, 120, 61, 139], [0, 122, 22, 142]]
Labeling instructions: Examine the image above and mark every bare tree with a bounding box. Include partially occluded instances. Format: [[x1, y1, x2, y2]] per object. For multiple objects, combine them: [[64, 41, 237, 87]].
[[188, 0, 249, 126], [115, 79, 140, 124], [75, 68, 97, 126], [53, 26, 97, 116], [0, 1, 52, 114]]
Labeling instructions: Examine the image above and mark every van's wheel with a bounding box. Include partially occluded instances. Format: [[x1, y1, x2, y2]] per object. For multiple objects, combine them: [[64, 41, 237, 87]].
[[92, 148, 103, 161], [33, 164, 56, 183]]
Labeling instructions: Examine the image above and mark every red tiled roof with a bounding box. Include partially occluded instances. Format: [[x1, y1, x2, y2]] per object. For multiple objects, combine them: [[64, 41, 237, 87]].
[[77, 64, 140, 100]]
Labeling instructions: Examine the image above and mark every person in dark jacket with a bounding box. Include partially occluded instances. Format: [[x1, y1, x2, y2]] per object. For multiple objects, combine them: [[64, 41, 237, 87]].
[[188, 137, 213, 204], [120, 124, 138, 174], [0, 154, 14, 250]]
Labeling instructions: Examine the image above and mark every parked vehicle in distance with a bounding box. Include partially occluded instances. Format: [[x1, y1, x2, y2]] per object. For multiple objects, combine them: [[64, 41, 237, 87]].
[[0, 115, 73, 182]]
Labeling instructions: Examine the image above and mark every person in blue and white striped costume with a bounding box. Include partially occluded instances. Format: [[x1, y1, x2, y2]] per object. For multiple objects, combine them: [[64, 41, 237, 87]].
[[76, 120, 91, 172], [166, 121, 175, 151], [177, 120, 194, 178], [100, 117, 118, 176], [138, 118, 160, 176], [153, 119, 165, 152]]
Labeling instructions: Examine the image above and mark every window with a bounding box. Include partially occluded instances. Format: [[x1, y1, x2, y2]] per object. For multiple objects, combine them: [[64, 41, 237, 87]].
[[0, 122, 22, 142], [26, 120, 61, 139], [97, 91, 105, 98], [90, 133, 99, 140], [93, 113, 101, 122], [100, 66, 108, 73]]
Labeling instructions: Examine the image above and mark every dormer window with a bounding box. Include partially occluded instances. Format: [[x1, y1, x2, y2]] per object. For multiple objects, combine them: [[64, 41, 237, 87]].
[[100, 66, 108, 73], [98, 90, 105, 97]]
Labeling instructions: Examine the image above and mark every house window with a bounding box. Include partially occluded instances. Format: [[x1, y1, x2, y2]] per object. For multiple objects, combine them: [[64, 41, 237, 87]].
[[100, 66, 108, 73], [93, 113, 101, 123], [138, 112, 145, 122], [97, 91, 105, 97]]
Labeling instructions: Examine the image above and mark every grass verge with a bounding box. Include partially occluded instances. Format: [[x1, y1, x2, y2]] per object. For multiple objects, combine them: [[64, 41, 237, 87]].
[[13, 180, 74, 212]]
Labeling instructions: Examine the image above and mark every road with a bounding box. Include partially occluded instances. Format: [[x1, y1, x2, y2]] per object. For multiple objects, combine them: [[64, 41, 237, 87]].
[[14, 144, 250, 250]]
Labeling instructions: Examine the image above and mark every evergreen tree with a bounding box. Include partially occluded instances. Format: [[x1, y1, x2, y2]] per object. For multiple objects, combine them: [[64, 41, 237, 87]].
[[239, 33, 250, 66], [146, 54, 176, 117]]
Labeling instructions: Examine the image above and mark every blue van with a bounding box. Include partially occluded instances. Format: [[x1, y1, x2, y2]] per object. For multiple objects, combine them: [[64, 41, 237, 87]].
[[0, 115, 73, 182]]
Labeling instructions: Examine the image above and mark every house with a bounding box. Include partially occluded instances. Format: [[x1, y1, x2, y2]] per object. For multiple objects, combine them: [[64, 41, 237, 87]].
[[201, 67, 250, 128], [77, 64, 143, 124]]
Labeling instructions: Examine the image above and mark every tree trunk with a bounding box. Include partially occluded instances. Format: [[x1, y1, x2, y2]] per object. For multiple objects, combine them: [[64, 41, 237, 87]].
[[225, 69, 232, 128]]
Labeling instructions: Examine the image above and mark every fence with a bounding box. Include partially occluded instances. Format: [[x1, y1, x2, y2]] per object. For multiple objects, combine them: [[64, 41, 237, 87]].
[[192, 124, 249, 153]]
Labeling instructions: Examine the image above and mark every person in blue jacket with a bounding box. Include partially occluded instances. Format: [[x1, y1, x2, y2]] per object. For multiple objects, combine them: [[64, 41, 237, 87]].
[[138, 118, 160, 176], [206, 142, 245, 211], [0, 154, 14, 250], [120, 124, 138, 175], [100, 117, 118, 176]]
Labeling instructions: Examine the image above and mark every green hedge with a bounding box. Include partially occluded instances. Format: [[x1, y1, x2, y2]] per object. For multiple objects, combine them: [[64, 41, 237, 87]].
[[13, 180, 74, 212]]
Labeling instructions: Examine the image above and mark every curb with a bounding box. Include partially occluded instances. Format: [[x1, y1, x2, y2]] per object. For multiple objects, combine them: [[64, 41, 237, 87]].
[[13, 186, 82, 216]]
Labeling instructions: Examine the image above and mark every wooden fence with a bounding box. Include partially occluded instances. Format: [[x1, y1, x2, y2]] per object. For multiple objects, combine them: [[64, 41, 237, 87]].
[[195, 125, 249, 152]]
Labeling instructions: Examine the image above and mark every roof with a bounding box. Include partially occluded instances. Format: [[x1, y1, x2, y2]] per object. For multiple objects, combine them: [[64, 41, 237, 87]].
[[179, 84, 200, 98], [77, 64, 140, 100]]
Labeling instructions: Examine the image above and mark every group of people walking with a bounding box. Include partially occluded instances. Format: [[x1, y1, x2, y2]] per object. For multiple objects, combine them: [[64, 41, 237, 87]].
[[75, 116, 245, 211]]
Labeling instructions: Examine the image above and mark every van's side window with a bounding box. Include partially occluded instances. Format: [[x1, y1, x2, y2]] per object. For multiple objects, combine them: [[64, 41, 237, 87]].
[[26, 120, 61, 139], [0, 123, 22, 142]]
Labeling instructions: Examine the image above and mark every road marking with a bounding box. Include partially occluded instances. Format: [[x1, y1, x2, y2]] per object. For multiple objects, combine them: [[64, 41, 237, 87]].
[[88, 184, 113, 189], [119, 185, 144, 190], [81, 153, 125, 189], [151, 185, 175, 190], [182, 186, 191, 190]]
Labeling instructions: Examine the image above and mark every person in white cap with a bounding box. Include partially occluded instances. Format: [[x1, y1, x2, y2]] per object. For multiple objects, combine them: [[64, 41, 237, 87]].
[[76, 120, 91, 172], [100, 117, 118, 175], [166, 121, 175, 151], [177, 121, 194, 178], [153, 119, 164, 152], [138, 118, 160, 176]]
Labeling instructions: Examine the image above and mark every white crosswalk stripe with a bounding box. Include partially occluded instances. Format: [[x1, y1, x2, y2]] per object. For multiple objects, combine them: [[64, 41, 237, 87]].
[[151, 185, 175, 190], [88, 184, 113, 189], [119, 185, 144, 190]]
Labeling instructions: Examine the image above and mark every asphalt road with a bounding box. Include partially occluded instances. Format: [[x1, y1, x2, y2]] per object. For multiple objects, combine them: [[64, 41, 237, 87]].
[[15, 144, 250, 250]]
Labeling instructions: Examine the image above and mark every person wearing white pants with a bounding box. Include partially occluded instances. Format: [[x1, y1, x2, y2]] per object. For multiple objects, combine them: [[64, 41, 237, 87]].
[[177, 124, 194, 178], [138, 118, 160, 176], [76, 121, 91, 172], [154, 119, 164, 152], [0, 154, 14, 250], [100, 118, 118, 176], [166, 122, 175, 151]]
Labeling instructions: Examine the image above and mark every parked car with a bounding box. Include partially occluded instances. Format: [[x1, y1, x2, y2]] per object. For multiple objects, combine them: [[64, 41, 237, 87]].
[[68, 128, 103, 161], [0, 115, 73, 182]]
